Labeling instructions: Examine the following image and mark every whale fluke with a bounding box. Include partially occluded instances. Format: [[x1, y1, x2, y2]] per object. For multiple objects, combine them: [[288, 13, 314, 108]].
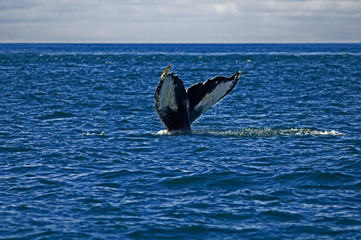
[[154, 65, 241, 132]]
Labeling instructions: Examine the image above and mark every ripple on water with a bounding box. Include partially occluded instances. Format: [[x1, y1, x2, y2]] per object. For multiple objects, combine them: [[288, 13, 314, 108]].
[[0, 44, 360, 239]]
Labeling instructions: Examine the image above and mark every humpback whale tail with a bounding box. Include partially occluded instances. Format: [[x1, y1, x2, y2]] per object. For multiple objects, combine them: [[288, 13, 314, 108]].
[[154, 65, 241, 132]]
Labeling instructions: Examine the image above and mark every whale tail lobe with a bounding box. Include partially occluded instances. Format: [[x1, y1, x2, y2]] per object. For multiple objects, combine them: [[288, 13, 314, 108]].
[[154, 65, 241, 132]]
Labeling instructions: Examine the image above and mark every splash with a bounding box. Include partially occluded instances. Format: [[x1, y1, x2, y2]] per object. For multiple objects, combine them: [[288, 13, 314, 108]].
[[156, 129, 170, 135], [156, 129, 185, 135], [155, 127, 345, 137], [84, 131, 106, 136], [195, 128, 345, 137], [278, 128, 345, 136]]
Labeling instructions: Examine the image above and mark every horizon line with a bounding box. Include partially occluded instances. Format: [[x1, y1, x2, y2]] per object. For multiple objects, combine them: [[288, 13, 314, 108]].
[[1, 42, 361, 45]]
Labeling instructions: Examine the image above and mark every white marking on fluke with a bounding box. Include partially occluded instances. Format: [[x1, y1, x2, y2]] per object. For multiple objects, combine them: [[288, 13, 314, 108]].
[[158, 74, 178, 112]]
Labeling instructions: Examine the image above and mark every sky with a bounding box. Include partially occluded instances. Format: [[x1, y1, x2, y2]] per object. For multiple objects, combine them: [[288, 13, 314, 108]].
[[0, 0, 360, 43]]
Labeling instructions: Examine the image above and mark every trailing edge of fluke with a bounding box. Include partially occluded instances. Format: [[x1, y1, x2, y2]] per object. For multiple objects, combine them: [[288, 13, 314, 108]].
[[154, 65, 241, 132]]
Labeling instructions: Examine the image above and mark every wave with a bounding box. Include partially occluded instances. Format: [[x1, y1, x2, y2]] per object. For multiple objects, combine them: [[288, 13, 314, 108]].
[[39, 111, 75, 120], [83, 131, 106, 136]]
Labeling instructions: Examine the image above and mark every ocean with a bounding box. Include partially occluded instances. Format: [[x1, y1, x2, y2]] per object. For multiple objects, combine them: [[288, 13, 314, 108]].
[[0, 43, 360, 239]]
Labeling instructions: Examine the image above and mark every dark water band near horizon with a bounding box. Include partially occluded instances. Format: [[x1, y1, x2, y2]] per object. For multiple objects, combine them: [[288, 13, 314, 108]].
[[1, 43, 361, 239]]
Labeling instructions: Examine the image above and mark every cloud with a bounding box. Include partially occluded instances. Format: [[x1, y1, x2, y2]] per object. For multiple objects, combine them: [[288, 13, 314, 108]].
[[214, 2, 239, 15], [0, 0, 360, 42]]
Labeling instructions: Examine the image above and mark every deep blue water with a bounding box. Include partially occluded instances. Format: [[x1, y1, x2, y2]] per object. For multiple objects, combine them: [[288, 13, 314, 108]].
[[1, 43, 361, 239]]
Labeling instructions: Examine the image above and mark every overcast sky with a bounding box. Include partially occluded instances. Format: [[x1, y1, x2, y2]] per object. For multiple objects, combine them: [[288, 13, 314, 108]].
[[0, 0, 360, 43]]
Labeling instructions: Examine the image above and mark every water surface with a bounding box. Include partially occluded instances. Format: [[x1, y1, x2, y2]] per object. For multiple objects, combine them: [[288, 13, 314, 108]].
[[1, 43, 361, 239]]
